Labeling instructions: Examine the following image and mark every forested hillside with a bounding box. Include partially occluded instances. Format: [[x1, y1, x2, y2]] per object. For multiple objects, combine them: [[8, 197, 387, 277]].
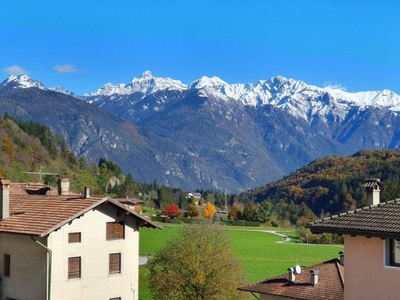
[[0, 114, 227, 210], [242, 150, 400, 217], [0, 113, 120, 194], [4, 112, 400, 230]]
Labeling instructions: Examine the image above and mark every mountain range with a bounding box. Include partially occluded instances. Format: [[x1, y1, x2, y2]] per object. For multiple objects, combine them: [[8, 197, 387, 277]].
[[1, 72, 400, 193]]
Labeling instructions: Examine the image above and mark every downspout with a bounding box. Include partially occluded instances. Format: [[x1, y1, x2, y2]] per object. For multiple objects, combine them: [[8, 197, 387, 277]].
[[250, 292, 260, 300], [31, 236, 52, 300]]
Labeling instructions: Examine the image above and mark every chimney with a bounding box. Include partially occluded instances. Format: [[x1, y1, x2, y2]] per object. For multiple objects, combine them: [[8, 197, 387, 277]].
[[339, 251, 344, 265], [287, 268, 296, 283], [58, 177, 70, 196], [84, 186, 90, 198], [0, 179, 11, 220], [363, 178, 381, 206], [310, 269, 319, 286]]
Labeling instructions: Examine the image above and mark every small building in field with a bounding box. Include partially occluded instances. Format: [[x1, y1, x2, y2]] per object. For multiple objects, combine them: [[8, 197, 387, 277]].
[[186, 192, 202, 205]]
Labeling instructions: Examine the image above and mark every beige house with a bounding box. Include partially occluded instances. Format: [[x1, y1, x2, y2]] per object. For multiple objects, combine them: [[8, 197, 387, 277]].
[[0, 178, 161, 300], [309, 178, 400, 300]]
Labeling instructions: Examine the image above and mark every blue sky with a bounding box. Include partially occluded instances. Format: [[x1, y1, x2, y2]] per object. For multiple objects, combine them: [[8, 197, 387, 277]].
[[1, 1, 400, 95]]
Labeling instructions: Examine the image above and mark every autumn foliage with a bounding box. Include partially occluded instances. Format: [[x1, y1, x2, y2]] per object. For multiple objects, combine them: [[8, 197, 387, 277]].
[[187, 203, 199, 218], [203, 201, 216, 219], [148, 221, 246, 300], [161, 204, 182, 218]]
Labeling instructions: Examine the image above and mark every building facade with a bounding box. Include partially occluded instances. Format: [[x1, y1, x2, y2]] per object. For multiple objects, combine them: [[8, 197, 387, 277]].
[[0, 179, 160, 300], [309, 178, 400, 300]]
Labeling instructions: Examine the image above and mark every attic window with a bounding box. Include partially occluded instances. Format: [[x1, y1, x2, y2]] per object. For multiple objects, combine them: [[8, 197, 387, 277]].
[[68, 232, 81, 243], [106, 221, 124, 240]]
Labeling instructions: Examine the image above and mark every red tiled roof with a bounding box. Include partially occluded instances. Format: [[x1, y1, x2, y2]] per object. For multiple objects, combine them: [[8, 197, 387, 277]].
[[239, 259, 344, 300], [0, 184, 161, 237], [309, 200, 400, 239]]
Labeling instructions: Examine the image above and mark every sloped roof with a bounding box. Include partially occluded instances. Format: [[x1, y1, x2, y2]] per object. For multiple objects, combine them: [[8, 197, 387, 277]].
[[115, 197, 144, 205], [0, 185, 161, 237], [309, 200, 400, 239], [239, 259, 344, 300]]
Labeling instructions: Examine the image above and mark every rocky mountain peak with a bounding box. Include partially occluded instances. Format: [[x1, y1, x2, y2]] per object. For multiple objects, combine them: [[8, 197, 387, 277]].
[[2, 74, 47, 90]]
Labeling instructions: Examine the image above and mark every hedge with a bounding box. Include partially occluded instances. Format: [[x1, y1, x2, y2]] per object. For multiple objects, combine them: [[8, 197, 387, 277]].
[[230, 220, 260, 227]]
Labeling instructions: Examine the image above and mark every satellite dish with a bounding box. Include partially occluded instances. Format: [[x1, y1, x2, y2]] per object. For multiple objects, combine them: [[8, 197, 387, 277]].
[[295, 265, 302, 274]]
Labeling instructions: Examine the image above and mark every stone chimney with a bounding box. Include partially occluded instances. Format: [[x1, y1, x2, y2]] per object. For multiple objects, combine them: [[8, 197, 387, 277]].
[[84, 186, 90, 198], [363, 178, 381, 206], [58, 177, 70, 196], [287, 268, 296, 283], [310, 269, 319, 286], [0, 179, 11, 220], [339, 251, 344, 265]]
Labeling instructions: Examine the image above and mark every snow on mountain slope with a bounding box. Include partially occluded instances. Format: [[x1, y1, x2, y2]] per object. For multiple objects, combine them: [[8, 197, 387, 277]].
[[189, 74, 400, 122], [88, 71, 187, 97], [2, 74, 47, 90], [4, 72, 400, 125], [49, 86, 76, 96]]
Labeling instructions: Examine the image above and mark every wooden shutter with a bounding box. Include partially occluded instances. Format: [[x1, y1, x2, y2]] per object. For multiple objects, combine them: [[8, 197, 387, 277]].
[[109, 253, 121, 274], [68, 232, 81, 243], [114, 222, 124, 239], [68, 257, 81, 279], [4, 254, 10, 277], [106, 222, 124, 240]]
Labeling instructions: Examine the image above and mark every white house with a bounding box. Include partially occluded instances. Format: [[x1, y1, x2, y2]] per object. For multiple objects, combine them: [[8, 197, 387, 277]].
[[0, 178, 161, 300]]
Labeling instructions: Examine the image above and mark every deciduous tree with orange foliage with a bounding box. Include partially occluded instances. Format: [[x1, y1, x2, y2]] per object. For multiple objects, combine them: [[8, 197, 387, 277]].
[[162, 204, 182, 218], [203, 201, 216, 219]]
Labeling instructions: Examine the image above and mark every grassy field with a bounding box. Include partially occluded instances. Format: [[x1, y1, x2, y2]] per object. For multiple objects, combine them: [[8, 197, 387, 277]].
[[139, 224, 343, 299]]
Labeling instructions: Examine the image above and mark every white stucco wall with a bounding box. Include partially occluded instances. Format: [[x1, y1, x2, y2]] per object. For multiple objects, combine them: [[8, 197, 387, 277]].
[[48, 203, 140, 300], [344, 235, 400, 300], [0, 233, 47, 300]]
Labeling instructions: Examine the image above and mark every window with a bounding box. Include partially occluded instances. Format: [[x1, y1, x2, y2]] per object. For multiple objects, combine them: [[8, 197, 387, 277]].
[[68, 257, 81, 279], [109, 253, 121, 274], [68, 232, 81, 243], [109, 298, 121, 300], [389, 239, 400, 267], [4, 254, 10, 277], [106, 222, 124, 240]]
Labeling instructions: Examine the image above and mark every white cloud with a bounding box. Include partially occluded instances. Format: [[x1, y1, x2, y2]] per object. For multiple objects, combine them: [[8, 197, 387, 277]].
[[3, 65, 29, 75], [53, 64, 77, 73], [324, 81, 347, 91]]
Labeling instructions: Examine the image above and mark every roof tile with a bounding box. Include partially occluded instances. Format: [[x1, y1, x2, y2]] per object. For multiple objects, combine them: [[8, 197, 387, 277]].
[[239, 259, 344, 300], [309, 200, 400, 238]]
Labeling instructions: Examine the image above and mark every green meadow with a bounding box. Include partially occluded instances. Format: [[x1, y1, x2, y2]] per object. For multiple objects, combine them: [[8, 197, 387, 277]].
[[139, 224, 343, 299]]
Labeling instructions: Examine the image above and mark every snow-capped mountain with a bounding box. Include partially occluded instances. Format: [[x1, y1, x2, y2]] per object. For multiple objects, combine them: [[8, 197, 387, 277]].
[[85, 71, 400, 126], [87, 71, 187, 98], [3, 71, 400, 193], [1, 74, 47, 90], [1, 74, 76, 96], [49, 86, 76, 96]]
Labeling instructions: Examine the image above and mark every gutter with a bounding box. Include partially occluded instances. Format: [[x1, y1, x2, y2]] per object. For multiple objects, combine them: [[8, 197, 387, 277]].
[[31, 236, 52, 300]]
